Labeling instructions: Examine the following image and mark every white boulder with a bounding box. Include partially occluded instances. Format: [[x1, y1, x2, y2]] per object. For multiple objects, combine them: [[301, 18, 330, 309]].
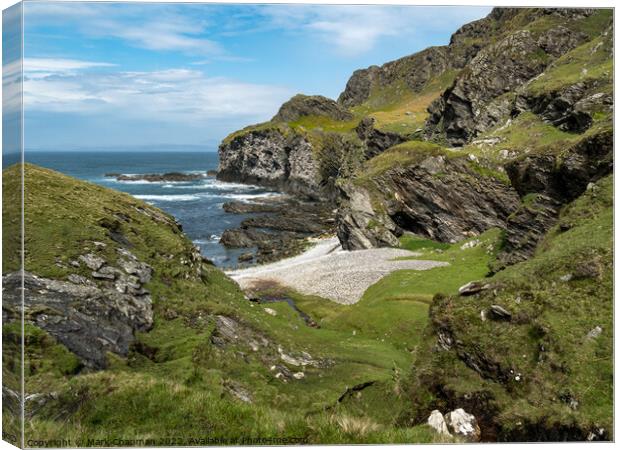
[[445, 408, 481, 441], [427, 410, 451, 436]]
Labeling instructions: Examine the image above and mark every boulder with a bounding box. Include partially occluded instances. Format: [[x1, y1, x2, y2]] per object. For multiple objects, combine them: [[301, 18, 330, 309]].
[[586, 326, 602, 340], [444, 408, 481, 441], [238, 252, 254, 263], [78, 253, 105, 271], [459, 281, 491, 296], [427, 410, 451, 436], [488, 305, 512, 321]]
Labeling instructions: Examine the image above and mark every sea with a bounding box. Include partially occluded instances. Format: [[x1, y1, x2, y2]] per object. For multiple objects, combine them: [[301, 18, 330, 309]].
[[18, 150, 281, 267]]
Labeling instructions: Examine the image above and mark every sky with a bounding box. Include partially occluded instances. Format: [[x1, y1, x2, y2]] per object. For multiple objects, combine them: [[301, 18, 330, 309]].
[[5, 2, 492, 151]]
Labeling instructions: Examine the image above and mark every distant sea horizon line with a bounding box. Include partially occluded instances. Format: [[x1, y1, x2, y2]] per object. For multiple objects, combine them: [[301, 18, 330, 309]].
[[20, 144, 219, 154]]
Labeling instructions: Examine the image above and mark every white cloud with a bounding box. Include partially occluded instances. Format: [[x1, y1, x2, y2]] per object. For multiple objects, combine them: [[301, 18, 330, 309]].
[[24, 3, 491, 59], [2, 59, 22, 113], [22, 59, 293, 124], [255, 5, 492, 57], [25, 2, 222, 57], [26, 58, 116, 73]]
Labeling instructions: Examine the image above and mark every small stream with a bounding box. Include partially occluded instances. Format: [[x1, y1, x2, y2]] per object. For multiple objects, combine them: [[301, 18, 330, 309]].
[[252, 296, 319, 328]]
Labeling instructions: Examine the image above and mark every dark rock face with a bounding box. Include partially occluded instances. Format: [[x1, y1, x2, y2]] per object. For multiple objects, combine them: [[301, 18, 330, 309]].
[[220, 198, 335, 264], [426, 22, 589, 146], [3, 267, 153, 369], [355, 117, 407, 159], [516, 81, 612, 133], [506, 130, 613, 202], [382, 159, 520, 243], [217, 127, 322, 200], [272, 94, 353, 122], [496, 130, 613, 267], [222, 201, 282, 214], [494, 195, 562, 270], [337, 156, 520, 250], [338, 47, 451, 108], [336, 184, 401, 250]]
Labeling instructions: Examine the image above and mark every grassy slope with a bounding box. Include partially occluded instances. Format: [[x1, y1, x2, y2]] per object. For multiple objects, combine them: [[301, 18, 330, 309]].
[[4, 163, 470, 444], [4, 8, 612, 445], [406, 175, 613, 439]]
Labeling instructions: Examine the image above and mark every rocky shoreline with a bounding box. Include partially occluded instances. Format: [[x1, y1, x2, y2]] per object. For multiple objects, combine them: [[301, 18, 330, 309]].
[[218, 196, 336, 266], [105, 172, 207, 182]]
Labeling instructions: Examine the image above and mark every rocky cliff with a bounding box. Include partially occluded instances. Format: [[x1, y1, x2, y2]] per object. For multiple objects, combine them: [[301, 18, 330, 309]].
[[218, 8, 612, 260], [337, 149, 520, 250], [213, 10, 613, 440], [335, 8, 612, 254], [217, 123, 322, 199]]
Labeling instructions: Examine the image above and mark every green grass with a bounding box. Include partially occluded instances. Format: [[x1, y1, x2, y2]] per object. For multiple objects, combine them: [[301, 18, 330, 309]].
[[286, 230, 502, 358], [351, 70, 458, 136], [5, 163, 472, 445], [288, 115, 359, 133], [400, 235, 451, 252], [221, 121, 293, 146], [406, 175, 613, 439], [356, 140, 448, 181], [464, 112, 581, 162], [527, 34, 612, 97]]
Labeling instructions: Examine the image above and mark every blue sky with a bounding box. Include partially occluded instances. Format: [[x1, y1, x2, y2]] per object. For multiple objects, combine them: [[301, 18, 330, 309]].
[[13, 2, 491, 151]]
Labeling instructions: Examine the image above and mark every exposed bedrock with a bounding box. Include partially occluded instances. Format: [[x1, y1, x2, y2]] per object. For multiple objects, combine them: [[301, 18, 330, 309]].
[[425, 19, 591, 146], [217, 127, 322, 200], [355, 117, 407, 159], [495, 130, 613, 268], [337, 156, 520, 250], [3, 262, 153, 369]]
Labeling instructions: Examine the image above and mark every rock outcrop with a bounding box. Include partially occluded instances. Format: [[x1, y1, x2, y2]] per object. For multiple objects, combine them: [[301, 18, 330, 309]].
[[337, 156, 520, 249], [220, 197, 335, 264], [336, 8, 529, 109], [336, 184, 401, 250], [217, 126, 322, 199], [338, 47, 452, 108], [105, 172, 207, 182], [425, 21, 590, 146], [495, 130, 613, 268], [273, 94, 353, 122], [218, 94, 359, 199], [355, 117, 407, 159], [3, 264, 153, 369]]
